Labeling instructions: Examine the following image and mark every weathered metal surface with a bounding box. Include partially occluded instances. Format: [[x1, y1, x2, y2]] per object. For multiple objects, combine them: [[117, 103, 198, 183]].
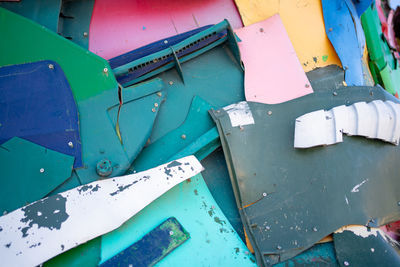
[[0, 156, 202, 267], [100, 217, 189, 267], [211, 85, 400, 265], [88, 0, 243, 59], [234, 14, 313, 104], [58, 0, 95, 49], [333, 225, 400, 266], [322, 0, 365, 86], [0, 137, 74, 214], [0, 0, 61, 32], [294, 100, 400, 148], [100, 174, 257, 267], [233, 0, 342, 71], [0, 60, 82, 168]]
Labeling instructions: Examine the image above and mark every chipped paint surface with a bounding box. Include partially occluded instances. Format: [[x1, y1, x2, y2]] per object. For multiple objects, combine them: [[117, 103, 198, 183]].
[[335, 225, 383, 238], [0, 156, 203, 267], [223, 102, 255, 127], [351, 179, 368, 193]]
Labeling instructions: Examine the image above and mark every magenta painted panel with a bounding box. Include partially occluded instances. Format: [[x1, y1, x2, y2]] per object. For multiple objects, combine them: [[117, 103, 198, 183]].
[[234, 14, 313, 104], [89, 0, 243, 60]]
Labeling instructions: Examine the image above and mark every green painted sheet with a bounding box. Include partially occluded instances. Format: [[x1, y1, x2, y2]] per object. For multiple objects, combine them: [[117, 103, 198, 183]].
[[0, 137, 73, 214], [211, 85, 400, 265]]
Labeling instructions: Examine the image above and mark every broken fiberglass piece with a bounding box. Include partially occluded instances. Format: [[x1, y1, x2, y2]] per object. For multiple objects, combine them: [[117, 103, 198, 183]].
[[0, 60, 82, 168], [100, 217, 189, 267], [322, 0, 366, 86], [333, 225, 400, 266], [88, 0, 243, 59], [294, 100, 400, 148], [210, 85, 400, 265], [234, 14, 313, 104], [0, 137, 74, 215], [0, 156, 203, 267]]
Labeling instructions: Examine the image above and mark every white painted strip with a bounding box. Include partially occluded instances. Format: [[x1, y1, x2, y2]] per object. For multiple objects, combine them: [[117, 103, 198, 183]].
[[223, 101, 255, 127], [0, 156, 203, 267], [294, 100, 400, 148]]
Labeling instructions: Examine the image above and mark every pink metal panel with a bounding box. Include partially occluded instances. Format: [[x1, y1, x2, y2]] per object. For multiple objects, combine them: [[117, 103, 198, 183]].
[[234, 14, 313, 104], [89, 0, 243, 60]]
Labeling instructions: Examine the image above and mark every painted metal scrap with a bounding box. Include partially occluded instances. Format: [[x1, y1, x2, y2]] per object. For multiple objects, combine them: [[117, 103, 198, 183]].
[[0, 156, 203, 267]]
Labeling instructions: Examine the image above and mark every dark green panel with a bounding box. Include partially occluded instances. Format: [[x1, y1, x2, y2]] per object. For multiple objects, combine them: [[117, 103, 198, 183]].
[[211, 85, 400, 266], [333, 227, 400, 267]]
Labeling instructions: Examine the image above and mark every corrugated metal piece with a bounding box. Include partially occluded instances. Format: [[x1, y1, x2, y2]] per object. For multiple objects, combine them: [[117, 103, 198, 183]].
[[0, 156, 203, 267], [294, 100, 400, 148]]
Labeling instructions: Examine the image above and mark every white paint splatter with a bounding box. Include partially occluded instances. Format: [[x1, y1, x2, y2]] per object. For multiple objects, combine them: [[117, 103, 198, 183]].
[[345, 196, 349, 205], [351, 179, 368, 193]]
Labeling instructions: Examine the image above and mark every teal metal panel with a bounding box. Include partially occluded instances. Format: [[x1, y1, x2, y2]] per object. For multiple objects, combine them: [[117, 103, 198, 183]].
[[0, 137, 74, 214], [100, 174, 257, 267]]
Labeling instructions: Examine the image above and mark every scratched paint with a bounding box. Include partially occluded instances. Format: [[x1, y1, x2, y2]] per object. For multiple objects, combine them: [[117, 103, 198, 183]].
[[0, 156, 203, 267]]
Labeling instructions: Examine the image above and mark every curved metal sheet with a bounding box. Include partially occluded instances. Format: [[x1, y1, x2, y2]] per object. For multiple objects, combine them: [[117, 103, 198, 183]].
[[322, 0, 365, 86], [211, 85, 400, 265], [0, 60, 82, 168]]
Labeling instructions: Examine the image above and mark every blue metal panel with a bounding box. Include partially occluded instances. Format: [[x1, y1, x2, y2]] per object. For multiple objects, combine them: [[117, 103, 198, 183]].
[[0, 60, 82, 168], [352, 0, 373, 16], [322, 0, 365, 86]]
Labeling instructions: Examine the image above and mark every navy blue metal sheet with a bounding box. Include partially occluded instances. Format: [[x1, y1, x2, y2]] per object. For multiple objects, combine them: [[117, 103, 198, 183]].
[[322, 0, 365, 86], [0, 60, 82, 168]]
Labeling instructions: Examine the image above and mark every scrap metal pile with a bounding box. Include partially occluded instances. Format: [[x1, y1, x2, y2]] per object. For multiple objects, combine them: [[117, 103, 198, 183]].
[[1, 0, 400, 266]]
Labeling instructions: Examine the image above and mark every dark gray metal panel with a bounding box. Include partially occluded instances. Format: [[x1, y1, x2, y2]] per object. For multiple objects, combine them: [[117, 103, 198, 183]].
[[211, 85, 400, 266], [333, 227, 400, 267]]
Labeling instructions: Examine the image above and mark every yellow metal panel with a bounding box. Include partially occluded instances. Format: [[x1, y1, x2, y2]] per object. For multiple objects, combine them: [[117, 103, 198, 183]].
[[234, 0, 342, 71]]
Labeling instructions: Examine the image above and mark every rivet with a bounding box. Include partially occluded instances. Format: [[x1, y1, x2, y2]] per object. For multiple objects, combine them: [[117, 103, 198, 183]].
[[169, 81, 173, 85], [154, 103, 159, 107], [181, 134, 186, 139], [103, 67, 108, 73], [333, 92, 338, 96], [68, 141, 73, 148], [305, 84, 310, 88], [329, 28, 333, 32], [169, 231, 174, 236], [267, 111, 272, 115], [152, 108, 156, 112], [164, 40, 168, 44], [157, 92, 162, 97], [239, 126, 244, 131], [371, 248, 375, 252], [313, 227, 318, 232], [40, 168, 45, 173], [259, 28, 264, 32], [263, 192, 267, 197], [276, 245, 282, 250], [48, 64, 54, 69], [344, 261, 349, 266], [83, 32, 88, 37]]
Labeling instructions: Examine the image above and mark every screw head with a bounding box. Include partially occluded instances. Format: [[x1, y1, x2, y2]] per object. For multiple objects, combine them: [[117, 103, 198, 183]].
[[152, 108, 156, 112], [96, 159, 112, 177], [333, 92, 338, 96], [344, 261, 349, 266], [164, 40, 168, 44], [169, 81, 173, 85], [181, 134, 186, 139], [169, 231, 174, 236], [40, 168, 45, 173], [262, 192, 267, 197], [313, 227, 318, 232], [154, 103, 159, 107], [83, 32, 88, 37], [371, 248, 375, 252], [276, 245, 282, 250], [48, 64, 54, 69], [157, 92, 162, 97], [267, 111, 272, 115], [103, 67, 108, 73], [68, 141, 73, 148]]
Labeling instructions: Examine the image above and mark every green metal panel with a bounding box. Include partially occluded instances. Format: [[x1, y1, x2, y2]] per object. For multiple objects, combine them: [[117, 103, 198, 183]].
[[0, 8, 164, 184], [0, 137, 74, 214], [211, 85, 400, 265]]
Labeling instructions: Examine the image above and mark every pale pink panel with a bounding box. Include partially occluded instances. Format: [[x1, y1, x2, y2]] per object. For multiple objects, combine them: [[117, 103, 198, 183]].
[[234, 14, 313, 104], [89, 0, 243, 60]]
